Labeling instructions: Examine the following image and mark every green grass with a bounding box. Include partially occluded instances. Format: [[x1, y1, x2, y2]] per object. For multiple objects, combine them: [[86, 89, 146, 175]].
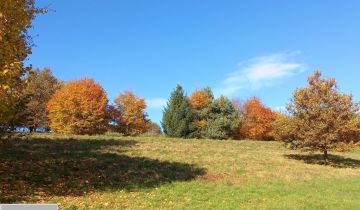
[[1, 134, 360, 209]]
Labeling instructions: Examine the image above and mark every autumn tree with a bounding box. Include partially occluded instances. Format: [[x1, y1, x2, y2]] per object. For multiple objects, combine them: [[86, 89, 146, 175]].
[[114, 91, 148, 136], [0, 62, 28, 134], [284, 70, 360, 162], [0, 0, 45, 135], [0, 0, 45, 68], [188, 87, 214, 138], [47, 78, 108, 135], [203, 96, 241, 139], [237, 97, 276, 140], [22, 68, 62, 132], [162, 85, 193, 138]]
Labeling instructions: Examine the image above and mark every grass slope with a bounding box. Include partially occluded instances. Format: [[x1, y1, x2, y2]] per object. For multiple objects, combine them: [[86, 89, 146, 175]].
[[1, 134, 360, 209]]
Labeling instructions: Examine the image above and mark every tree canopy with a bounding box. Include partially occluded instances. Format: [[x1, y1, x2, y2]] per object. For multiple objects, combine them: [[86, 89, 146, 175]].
[[282, 70, 360, 161], [47, 78, 108, 135], [237, 97, 276, 140], [203, 96, 241, 139], [114, 91, 148, 136]]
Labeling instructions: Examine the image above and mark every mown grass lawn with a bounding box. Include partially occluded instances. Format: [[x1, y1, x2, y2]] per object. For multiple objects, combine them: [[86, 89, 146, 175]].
[[1, 134, 360, 209]]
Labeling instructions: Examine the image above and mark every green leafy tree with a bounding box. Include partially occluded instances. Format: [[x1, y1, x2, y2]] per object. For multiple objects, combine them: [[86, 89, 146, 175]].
[[285, 70, 360, 162], [22, 68, 62, 132], [162, 85, 193, 138], [203, 96, 242, 139]]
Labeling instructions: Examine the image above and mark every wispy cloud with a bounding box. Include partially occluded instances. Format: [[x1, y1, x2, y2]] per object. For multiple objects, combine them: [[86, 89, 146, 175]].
[[215, 51, 306, 97], [146, 98, 167, 109]]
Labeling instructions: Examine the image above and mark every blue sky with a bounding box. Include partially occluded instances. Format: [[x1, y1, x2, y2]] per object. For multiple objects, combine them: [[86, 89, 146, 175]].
[[28, 0, 360, 124]]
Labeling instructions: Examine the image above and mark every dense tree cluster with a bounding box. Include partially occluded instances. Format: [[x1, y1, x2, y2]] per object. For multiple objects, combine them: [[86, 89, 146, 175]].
[[44, 80, 157, 136], [162, 85, 241, 139]]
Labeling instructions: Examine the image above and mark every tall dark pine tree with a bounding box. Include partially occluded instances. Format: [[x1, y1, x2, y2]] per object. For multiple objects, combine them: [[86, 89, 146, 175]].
[[162, 85, 193, 138]]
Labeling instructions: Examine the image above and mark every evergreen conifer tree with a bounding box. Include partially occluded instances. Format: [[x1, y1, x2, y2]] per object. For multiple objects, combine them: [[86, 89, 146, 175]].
[[203, 96, 241, 139], [162, 85, 193, 138]]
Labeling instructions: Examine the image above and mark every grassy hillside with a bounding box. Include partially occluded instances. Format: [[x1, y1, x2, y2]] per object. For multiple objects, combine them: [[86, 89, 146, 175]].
[[1, 134, 360, 209]]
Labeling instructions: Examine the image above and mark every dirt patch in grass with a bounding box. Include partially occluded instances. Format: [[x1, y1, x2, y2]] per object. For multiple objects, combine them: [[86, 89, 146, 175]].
[[200, 173, 226, 181]]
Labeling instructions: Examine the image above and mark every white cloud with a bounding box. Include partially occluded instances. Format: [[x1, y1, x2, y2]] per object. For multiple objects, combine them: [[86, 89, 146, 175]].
[[215, 51, 306, 97], [273, 106, 287, 112], [146, 98, 167, 109]]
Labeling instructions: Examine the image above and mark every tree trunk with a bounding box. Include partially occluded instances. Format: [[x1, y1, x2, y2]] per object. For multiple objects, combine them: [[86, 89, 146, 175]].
[[323, 150, 328, 164]]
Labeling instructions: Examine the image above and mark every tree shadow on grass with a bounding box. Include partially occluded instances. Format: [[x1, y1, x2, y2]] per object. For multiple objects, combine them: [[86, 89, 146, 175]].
[[0, 137, 206, 203], [285, 153, 360, 169]]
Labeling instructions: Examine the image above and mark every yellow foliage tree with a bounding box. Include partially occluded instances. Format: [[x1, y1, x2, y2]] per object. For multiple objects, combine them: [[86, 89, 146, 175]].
[[114, 91, 148, 136], [0, 0, 45, 135]]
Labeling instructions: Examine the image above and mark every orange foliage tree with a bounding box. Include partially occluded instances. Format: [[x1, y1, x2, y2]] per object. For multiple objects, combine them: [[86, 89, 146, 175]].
[[114, 91, 148, 136], [188, 88, 213, 109], [237, 97, 276, 140], [188, 87, 213, 137], [47, 78, 108, 135]]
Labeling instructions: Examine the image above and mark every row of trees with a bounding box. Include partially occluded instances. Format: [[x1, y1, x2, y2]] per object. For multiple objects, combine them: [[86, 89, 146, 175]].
[[1, 67, 279, 140], [45, 77, 160, 136], [161, 85, 279, 140]]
